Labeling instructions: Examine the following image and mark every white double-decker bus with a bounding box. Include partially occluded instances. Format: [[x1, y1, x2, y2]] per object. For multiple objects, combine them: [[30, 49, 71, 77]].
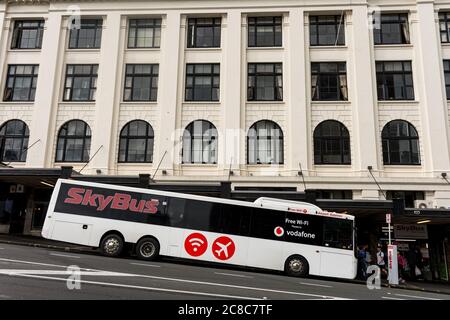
[[42, 179, 357, 279]]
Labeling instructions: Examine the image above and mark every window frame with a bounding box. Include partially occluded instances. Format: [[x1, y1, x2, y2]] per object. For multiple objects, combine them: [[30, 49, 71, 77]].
[[127, 18, 162, 49], [443, 60, 450, 100], [3, 64, 39, 102], [185, 63, 220, 102], [309, 15, 346, 46], [118, 120, 155, 163], [373, 13, 410, 45], [247, 63, 283, 102], [247, 120, 284, 165], [68, 18, 103, 49], [63, 64, 98, 102], [313, 120, 351, 165], [123, 64, 159, 102], [439, 12, 450, 43], [182, 120, 218, 164], [187, 17, 222, 48], [382, 120, 421, 166], [55, 120, 92, 163], [311, 62, 348, 101], [0, 120, 30, 163], [247, 16, 283, 48], [11, 20, 45, 50], [376, 61, 415, 101]]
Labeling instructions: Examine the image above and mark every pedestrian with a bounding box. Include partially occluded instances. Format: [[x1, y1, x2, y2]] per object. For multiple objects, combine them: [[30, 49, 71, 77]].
[[376, 245, 387, 277], [406, 245, 417, 280], [357, 245, 368, 280], [397, 252, 406, 284]]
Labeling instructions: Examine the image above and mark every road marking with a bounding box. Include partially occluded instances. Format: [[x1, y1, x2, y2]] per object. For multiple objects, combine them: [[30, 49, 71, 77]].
[[393, 293, 441, 300], [0, 258, 93, 270], [215, 272, 254, 279], [14, 273, 262, 300], [0, 247, 4, 250], [299, 282, 333, 288], [130, 263, 161, 268], [0, 294, 11, 299], [0, 257, 351, 300], [50, 253, 80, 259], [0, 269, 136, 277], [382, 296, 405, 300]]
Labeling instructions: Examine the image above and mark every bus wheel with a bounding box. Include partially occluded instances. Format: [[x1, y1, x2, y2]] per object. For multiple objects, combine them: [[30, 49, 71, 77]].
[[285, 255, 309, 277], [136, 237, 160, 261], [100, 233, 124, 257]]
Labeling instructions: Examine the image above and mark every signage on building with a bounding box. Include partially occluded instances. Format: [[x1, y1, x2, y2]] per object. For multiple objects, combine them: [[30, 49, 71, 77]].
[[394, 224, 428, 239]]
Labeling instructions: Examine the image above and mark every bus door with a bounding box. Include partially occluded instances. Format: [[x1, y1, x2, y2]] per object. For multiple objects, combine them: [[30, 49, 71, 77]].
[[319, 218, 355, 278]]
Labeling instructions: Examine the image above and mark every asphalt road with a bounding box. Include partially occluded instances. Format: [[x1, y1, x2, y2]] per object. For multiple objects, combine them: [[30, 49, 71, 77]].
[[0, 243, 448, 300]]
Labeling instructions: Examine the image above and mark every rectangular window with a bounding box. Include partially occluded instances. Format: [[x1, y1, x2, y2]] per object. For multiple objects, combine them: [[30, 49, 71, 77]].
[[124, 64, 159, 101], [311, 62, 348, 101], [374, 13, 410, 45], [64, 64, 98, 101], [439, 12, 450, 43], [187, 18, 221, 48], [185, 64, 220, 101], [376, 61, 414, 100], [315, 190, 353, 200], [128, 19, 161, 48], [386, 191, 425, 209], [309, 15, 345, 46], [248, 63, 283, 101], [444, 60, 450, 100], [248, 16, 282, 47], [3, 65, 39, 102], [11, 20, 45, 49], [69, 19, 103, 49]]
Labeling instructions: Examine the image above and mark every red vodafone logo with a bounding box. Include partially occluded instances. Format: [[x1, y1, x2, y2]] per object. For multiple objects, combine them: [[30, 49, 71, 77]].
[[274, 226, 285, 237], [212, 236, 235, 260], [184, 233, 208, 257]]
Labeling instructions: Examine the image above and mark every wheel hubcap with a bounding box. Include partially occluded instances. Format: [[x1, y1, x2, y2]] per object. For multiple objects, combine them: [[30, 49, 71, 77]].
[[104, 238, 119, 254], [289, 259, 303, 273], [140, 242, 155, 258]]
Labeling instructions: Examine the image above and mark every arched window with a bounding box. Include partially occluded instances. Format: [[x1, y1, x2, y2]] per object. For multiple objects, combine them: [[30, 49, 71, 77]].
[[119, 120, 154, 163], [56, 120, 91, 162], [182, 120, 218, 164], [314, 120, 351, 165], [382, 120, 420, 165], [0, 120, 29, 162], [247, 120, 284, 164]]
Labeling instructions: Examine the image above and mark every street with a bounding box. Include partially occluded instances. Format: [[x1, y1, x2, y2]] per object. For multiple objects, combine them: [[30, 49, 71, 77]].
[[0, 243, 448, 300]]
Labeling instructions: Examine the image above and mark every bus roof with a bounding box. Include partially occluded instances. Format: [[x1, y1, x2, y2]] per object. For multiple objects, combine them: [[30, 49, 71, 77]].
[[55, 179, 354, 220]]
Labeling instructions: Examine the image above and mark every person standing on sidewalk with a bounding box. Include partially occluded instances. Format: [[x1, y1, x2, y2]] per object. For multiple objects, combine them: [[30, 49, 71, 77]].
[[376, 245, 387, 277]]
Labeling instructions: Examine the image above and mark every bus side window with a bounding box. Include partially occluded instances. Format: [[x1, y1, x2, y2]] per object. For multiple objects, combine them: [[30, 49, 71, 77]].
[[220, 204, 252, 236], [250, 208, 286, 240], [183, 199, 221, 232], [167, 198, 186, 227]]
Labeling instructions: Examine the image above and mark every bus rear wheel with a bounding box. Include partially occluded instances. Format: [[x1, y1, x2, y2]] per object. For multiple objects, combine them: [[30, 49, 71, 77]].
[[285, 255, 309, 277], [136, 237, 160, 261], [100, 233, 124, 257]]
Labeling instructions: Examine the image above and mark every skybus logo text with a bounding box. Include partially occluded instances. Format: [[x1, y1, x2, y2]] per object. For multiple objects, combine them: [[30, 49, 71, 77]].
[[64, 187, 160, 214]]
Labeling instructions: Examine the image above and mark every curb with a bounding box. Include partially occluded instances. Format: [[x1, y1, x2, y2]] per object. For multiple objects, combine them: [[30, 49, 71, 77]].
[[0, 239, 94, 254], [1, 239, 449, 296]]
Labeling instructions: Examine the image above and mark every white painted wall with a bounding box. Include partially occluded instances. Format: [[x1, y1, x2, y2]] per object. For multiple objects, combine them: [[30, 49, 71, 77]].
[[0, 0, 449, 204]]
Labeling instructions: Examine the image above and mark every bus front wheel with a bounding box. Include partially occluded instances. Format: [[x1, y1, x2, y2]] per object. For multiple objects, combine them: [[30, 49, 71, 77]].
[[285, 255, 309, 277], [100, 233, 124, 257], [136, 237, 160, 261]]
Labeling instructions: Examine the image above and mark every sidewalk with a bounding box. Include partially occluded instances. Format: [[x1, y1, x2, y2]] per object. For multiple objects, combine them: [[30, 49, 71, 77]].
[[0, 234, 96, 254], [1, 234, 449, 295]]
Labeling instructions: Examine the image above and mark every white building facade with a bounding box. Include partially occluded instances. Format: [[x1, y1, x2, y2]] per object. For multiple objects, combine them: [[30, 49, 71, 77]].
[[1, 0, 450, 207]]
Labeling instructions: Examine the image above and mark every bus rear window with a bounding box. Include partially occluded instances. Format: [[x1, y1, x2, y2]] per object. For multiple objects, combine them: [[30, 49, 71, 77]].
[[323, 218, 353, 250]]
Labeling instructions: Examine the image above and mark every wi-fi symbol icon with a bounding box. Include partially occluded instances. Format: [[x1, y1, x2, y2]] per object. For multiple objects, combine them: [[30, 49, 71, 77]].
[[189, 238, 205, 252]]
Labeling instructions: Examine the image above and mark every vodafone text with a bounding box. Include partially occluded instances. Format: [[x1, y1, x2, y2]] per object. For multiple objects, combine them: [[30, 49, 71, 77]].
[[64, 187, 160, 214]]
